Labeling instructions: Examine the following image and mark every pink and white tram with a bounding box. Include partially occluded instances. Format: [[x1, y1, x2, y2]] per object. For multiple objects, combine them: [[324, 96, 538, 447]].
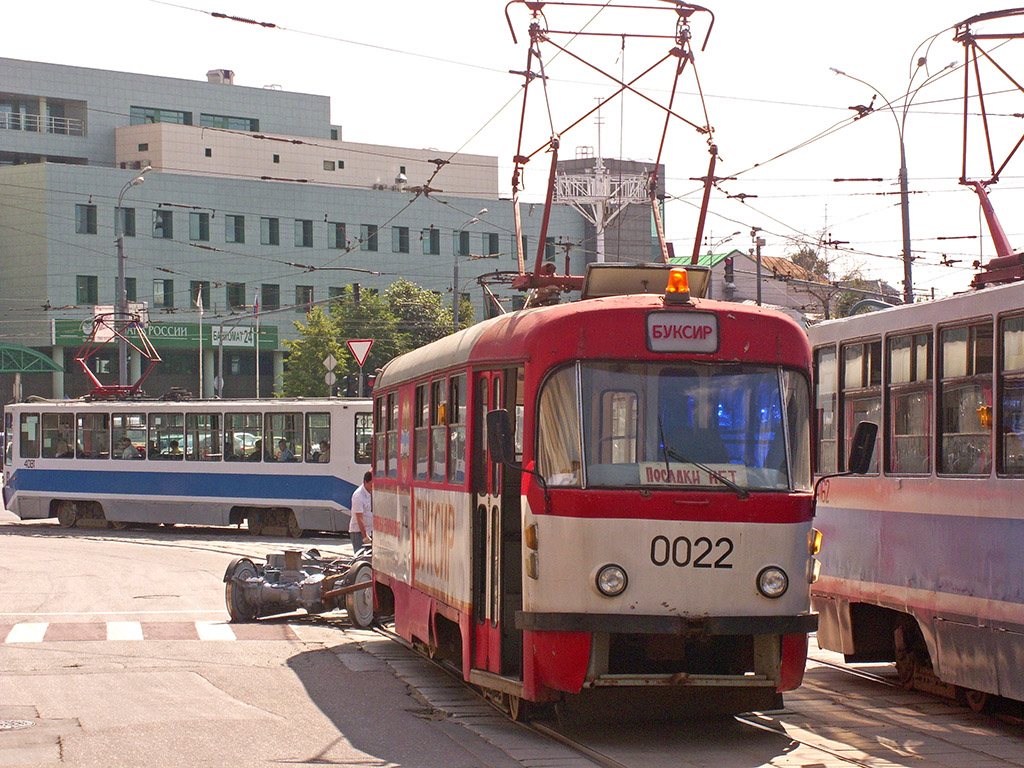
[[809, 280, 1024, 708], [369, 266, 822, 716]]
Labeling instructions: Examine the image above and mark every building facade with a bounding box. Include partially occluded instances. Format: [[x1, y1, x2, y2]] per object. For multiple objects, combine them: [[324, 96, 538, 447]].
[[0, 58, 586, 400]]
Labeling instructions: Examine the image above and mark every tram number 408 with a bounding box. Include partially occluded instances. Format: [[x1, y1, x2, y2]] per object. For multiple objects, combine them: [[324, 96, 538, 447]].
[[650, 535, 734, 569]]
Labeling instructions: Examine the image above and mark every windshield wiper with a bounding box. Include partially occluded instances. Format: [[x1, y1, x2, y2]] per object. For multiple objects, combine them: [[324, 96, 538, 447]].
[[658, 415, 749, 499]]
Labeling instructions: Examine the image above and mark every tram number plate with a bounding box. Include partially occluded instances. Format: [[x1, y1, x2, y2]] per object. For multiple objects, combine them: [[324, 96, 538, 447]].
[[650, 535, 734, 569]]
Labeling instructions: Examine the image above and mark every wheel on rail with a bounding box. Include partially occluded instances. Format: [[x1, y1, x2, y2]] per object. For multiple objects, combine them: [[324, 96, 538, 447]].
[[506, 693, 531, 722], [110, 520, 131, 531], [960, 687, 990, 712], [223, 557, 259, 622], [247, 512, 264, 536], [286, 511, 304, 539], [345, 563, 374, 628], [55, 500, 79, 528]]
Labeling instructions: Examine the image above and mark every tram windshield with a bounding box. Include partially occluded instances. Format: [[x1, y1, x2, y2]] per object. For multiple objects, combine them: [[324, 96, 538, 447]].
[[537, 362, 811, 491]]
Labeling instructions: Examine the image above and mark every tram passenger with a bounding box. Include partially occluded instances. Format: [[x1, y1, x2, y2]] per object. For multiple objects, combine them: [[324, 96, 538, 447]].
[[248, 440, 262, 461], [118, 436, 140, 459], [276, 439, 295, 462], [167, 440, 182, 456], [349, 471, 373, 552], [54, 439, 73, 458], [318, 440, 330, 463]]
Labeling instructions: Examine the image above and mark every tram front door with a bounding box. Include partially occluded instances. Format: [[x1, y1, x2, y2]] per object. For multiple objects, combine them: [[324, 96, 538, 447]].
[[471, 369, 523, 678]]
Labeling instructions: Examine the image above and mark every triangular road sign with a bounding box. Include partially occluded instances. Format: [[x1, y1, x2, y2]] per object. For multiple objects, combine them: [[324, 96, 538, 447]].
[[346, 339, 374, 367]]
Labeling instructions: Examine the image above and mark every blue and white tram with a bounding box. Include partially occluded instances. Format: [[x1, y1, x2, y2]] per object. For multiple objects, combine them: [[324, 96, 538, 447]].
[[2, 398, 372, 536], [808, 280, 1024, 707]]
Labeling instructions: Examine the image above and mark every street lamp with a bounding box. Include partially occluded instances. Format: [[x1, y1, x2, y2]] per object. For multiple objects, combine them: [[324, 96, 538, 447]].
[[454, 209, 487, 332], [115, 165, 152, 385], [705, 230, 740, 254], [830, 63, 954, 305]]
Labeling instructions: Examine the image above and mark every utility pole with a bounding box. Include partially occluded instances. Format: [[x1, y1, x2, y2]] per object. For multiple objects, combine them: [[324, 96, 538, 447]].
[[751, 228, 765, 306]]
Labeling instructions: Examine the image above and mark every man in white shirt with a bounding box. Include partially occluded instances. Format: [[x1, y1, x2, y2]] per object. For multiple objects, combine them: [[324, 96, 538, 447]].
[[349, 471, 373, 552]]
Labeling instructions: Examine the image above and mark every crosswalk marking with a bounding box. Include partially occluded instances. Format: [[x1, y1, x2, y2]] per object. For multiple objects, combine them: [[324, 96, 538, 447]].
[[2, 621, 299, 643], [5, 622, 47, 643], [107, 621, 144, 641], [195, 621, 236, 641]]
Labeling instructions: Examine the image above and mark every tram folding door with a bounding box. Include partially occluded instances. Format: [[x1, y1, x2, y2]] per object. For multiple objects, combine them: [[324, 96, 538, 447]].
[[471, 370, 523, 678]]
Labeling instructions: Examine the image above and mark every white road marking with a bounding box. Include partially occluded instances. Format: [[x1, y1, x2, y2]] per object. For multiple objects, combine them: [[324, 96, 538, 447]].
[[195, 621, 236, 641], [107, 621, 144, 641], [5, 622, 48, 643]]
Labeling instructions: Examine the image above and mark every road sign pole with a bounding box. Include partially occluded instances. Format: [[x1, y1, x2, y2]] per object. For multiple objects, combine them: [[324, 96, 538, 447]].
[[358, 364, 365, 397]]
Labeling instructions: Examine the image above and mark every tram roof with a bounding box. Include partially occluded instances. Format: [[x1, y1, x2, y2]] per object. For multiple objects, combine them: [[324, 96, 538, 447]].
[[377, 293, 809, 389], [6, 397, 371, 410]]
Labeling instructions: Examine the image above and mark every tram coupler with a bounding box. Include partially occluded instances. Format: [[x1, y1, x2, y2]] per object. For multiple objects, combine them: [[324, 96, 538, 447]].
[[223, 546, 374, 627]]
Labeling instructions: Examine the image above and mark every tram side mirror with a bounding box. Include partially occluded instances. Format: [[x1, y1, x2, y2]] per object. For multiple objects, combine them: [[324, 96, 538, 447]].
[[847, 421, 878, 474], [486, 409, 514, 466]]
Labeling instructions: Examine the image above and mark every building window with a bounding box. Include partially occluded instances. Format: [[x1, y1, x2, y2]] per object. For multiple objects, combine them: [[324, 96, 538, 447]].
[[190, 281, 211, 310], [422, 227, 440, 255], [261, 283, 280, 311], [484, 232, 500, 256], [114, 277, 137, 303], [225, 282, 246, 310], [76, 275, 98, 305], [137, 143, 149, 152], [360, 224, 378, 252], [338, 160, 345, 169], [199, 113, 259, 131], [392, 226, 409, 253], [456, 230, 471, 257], [328, 286, 345, 304], [75, 204, 97, 234], [296, 285, 313, 312], [116, 207, 136, 237], [204, 147, 212, 158], [130, 106, 192, 126], [153, 279, 174, 309], [152, 210, 173, 239], [189, 212, 210, 242], [260, 217, 279, 246], [330, 128, 339, 140], [225, 214, 245, 244], [545, 237, 557, 262], [294, 219, 313, 248], [272, 154, 280, 164], [329, 222, 347, 250], [323, 160, 336, 171]]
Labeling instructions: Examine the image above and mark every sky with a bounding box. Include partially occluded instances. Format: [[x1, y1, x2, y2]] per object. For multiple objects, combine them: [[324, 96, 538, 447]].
[[7, 0, 1024, 300]]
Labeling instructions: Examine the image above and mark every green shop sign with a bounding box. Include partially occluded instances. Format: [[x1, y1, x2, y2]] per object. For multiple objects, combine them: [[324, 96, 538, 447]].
[[52, 319, 279, 350]]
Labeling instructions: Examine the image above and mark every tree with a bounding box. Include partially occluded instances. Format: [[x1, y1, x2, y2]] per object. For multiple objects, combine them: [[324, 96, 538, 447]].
[[385, 279, 453, 349], [279, 307, 344, 398]]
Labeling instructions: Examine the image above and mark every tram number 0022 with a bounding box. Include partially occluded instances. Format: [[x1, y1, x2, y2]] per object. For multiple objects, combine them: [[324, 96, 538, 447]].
[[650, 535, 734, 569]]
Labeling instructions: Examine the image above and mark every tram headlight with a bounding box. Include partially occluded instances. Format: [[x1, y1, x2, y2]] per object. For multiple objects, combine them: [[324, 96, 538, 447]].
[[756, 566, 789, 599], [596, 564, 628, 597]]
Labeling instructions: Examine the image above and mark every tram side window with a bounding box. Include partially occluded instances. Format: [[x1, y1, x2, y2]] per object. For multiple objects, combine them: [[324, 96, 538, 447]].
[[414, 384, 429, 480], [887, 332, 932, 474], [149, 412, 184, 459], [1000, 315, 1024, 475], [814, 347, 838, 474], [537, 365, 582, 486], [939, 323, 993, 475], [4, 412, 12, 465], [41, 412, 74, 458], [111, 413, 146, 459], [265, 412, 303, 462], [430, 380, 446, 482], [386, 392, 398, 478], [841, 340, 881, 474], [354, 413, 372, 464], [306, 412, 330, 462], [448, 374, 467, 483], [76, 413, 110, 459], [373, 396, 386, 476], [225, 412, 261, 461], [186, 412, 222, 461], [19, 413, 40, 459]]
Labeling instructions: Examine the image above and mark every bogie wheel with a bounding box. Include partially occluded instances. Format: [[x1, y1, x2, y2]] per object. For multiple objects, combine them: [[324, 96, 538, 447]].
[[247, 512, 264, 536], [961, 687, 990, 713], [110, 521, 131, 531], [224, 557, 259, 622], [345, 563, 375, 628], [55, 500, 79, 528], [286, 511, 304, 539], [507, 694, 530, 722]]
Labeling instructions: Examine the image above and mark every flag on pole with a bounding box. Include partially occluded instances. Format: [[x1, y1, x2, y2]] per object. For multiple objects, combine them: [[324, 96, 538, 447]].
[[253, 289, 260, 318], [195, 286, 204, 317]]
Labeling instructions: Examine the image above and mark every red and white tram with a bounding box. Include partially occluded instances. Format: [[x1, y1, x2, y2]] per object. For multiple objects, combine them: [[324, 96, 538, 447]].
[[369, 265, 822, 716]]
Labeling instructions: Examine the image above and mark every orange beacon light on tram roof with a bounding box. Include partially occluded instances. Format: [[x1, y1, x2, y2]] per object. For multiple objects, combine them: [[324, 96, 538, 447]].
[[665, 267, 691, 305]]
